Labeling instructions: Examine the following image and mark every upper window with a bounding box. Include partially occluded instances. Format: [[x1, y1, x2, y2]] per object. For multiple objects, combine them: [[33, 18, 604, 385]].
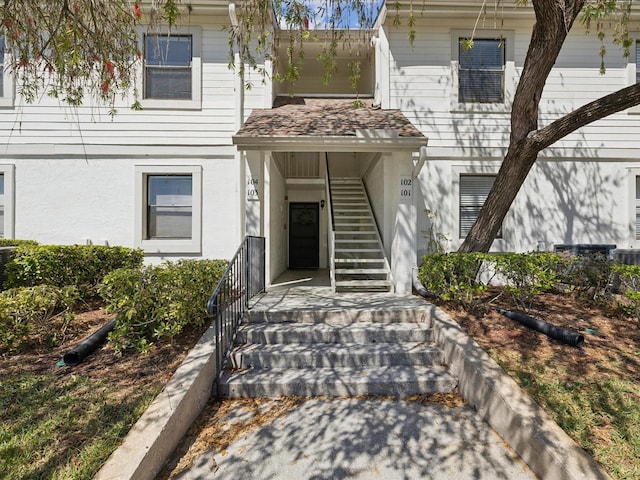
[[145, 34, 192, 100], [135, 165, 202, 253], [139, 29, 202, 109], [459, 38, 505, 103], [450, 31, 514, 113], [459, 174, 502, 239], [0, 35, 14, 108]]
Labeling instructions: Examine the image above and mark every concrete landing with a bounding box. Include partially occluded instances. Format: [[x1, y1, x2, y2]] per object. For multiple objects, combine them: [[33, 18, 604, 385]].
[[181, 397, 536, 480]]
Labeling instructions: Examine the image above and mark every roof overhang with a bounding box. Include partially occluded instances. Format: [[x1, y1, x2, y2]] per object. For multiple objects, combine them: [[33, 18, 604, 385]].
[[233, 97, 428, 152], [233, 134, 428, 152]]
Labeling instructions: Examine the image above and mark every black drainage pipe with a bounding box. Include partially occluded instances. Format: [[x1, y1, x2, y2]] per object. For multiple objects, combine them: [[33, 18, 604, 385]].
[[412, 267, 437, 299], [63, 318, 117, 366], [496, 308, 585, 347]]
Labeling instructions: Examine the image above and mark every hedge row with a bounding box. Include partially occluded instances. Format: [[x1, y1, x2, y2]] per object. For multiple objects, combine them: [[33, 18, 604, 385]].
[[419, 252, 640, 312], [1, 244, 144, 353], [99, 259, 228, 353], [4, 244, 144, 295]]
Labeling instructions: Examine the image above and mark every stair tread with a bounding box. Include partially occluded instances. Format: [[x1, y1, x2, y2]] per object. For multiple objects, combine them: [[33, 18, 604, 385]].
[[223, 364, 453, 383], [334, 258, 385, 263], [335, 280, 391, 286], [335, 268, 388, 274]]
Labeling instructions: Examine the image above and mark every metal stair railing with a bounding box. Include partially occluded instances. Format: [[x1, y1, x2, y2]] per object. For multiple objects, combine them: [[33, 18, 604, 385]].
[[206, 235, 265, 393], [325, 154, 336, 292]]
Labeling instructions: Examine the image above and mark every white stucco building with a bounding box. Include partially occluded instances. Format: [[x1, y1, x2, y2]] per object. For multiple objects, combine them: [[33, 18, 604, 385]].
[[1, 0, 639, 293]]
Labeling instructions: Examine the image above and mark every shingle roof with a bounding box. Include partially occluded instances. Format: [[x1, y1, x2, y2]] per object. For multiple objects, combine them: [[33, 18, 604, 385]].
[[234, 97, 425, 138]]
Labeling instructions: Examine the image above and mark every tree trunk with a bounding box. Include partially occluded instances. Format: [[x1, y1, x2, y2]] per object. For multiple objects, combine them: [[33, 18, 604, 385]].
[[459, 0, 586, 253]]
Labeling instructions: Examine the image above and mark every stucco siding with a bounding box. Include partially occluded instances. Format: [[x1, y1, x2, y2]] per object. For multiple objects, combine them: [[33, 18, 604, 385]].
[[416, 158, 635, 256], [6, 154, 241, 260]]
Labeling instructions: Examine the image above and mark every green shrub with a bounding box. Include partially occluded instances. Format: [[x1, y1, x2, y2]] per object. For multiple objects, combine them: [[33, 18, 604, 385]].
[[98, 259, 228, 353], [418, 252, 489, 307], [612, 263, 640, 326], [492, 252, 563, 309], [0, 239, 38, 247], [4, 245, 144, 297], [0, 285, 79, 353], [561, 254, 614, 302]]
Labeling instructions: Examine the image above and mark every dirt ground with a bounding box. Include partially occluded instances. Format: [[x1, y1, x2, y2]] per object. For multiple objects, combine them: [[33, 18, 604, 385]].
[[3, 292, 638, 479], [0, 308, 207, 397], [437, 289, 640, 383]]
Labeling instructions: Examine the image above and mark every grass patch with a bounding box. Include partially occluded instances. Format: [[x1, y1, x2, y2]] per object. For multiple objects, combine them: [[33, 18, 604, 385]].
[[0, 372, 159, 480]]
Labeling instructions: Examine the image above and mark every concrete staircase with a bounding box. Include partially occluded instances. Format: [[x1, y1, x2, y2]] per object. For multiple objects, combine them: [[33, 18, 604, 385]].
[[329, 177, 392, 293], [218, 304, 458, 398]]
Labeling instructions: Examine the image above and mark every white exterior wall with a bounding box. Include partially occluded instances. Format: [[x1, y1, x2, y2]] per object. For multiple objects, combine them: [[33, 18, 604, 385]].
[[0, 15, 262, 262], [385, 15, 640, 257], [418, 158, 633, 255]]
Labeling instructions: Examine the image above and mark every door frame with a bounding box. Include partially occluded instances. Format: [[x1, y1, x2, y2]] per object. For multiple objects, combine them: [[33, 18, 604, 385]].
[[288, 202, 320, 269]]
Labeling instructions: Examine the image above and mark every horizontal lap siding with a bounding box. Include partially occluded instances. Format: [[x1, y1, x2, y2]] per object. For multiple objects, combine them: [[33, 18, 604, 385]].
[[387, 18, 640, 158], [0, 19, 247, 149]]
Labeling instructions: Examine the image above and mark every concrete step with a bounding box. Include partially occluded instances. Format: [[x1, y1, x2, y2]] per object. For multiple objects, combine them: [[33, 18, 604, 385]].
[[246, 307, 435, 324], [219, 365, 457, 398], [236, 322, 434, 344], [334, 258, 385, 263], [336, 280, 392, 292], [229, 342, 442, 369], [335, 268, 388, 274]]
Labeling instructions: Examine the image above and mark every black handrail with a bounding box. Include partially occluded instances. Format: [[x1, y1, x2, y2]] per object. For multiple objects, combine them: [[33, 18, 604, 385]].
[[206, 235, 265, 394]]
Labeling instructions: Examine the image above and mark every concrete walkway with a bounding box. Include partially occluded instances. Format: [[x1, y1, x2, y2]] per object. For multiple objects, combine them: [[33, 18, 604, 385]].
[[172, 271, 537, 479], [98, 270, 610, 480], [179, 397, 536, 480]]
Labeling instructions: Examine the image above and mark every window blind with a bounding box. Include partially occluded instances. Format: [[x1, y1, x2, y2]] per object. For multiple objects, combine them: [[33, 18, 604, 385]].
[[460, 174, 499, 238], [459, 38, 505, 103]]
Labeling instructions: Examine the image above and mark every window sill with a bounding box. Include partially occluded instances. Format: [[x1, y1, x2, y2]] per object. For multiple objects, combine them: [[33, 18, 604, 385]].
[[0, 98, 15, 109], [450, 102, 511, 114], [139, 98, 202, 111], [137, 238, 201, 255]]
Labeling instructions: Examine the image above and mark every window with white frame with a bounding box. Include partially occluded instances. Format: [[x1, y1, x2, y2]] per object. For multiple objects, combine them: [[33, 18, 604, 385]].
[[135, 166, 202, 253], [0, 165, 14, 238], [459, 174, 501, 238], [0, 34, 14, 108], [459, 38, 505, 103], [451, 31, 514, 113], [140, 29, 201, 109]]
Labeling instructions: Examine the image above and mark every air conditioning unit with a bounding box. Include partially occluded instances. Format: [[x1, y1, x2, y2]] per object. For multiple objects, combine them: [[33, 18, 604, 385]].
[[553, 244, 617, 259], [613, 249, 640, 266]]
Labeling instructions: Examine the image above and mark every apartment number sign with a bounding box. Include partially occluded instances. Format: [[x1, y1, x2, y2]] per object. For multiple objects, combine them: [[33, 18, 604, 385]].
[[399, 176, 412, 201], [247, 176, 259, 200]]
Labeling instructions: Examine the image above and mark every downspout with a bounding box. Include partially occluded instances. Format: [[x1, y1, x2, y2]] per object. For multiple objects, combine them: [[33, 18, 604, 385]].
[[230, 1, 246, 242], [229, 1, 244, 130], [412, 143, 435, 298]]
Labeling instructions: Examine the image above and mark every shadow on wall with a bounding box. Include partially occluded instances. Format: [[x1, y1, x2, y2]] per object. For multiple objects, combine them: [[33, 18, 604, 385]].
[[517, 158, 625, 248]]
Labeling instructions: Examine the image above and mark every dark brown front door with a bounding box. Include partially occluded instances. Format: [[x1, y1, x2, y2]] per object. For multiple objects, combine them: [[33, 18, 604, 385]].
[[289, 202, 319, 269]]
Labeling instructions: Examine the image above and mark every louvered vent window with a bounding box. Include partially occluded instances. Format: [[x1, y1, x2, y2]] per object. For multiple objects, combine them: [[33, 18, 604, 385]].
[[459, 38, 505, 103], [459, 174, 501, 238]]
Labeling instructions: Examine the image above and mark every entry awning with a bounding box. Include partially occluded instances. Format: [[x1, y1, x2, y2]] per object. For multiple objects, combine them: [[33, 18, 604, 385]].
[[233, 97, 427, 152]]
